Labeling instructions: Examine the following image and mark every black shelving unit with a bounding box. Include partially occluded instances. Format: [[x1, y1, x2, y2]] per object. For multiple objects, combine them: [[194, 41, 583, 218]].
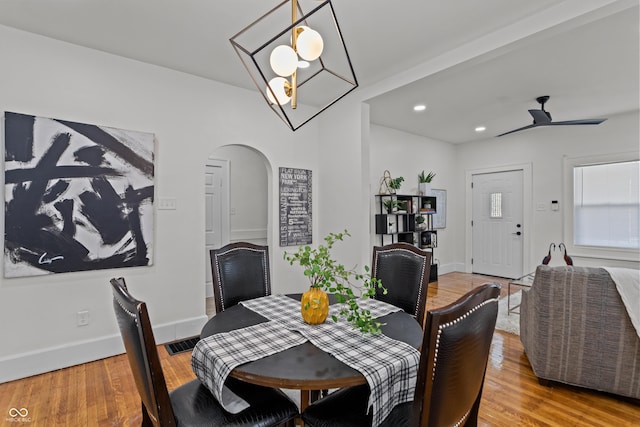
[[375, 194, 438, 282]]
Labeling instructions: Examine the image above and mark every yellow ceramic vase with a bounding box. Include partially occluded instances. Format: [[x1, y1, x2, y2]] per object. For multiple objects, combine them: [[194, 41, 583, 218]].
[[301, 287, 329, 325]]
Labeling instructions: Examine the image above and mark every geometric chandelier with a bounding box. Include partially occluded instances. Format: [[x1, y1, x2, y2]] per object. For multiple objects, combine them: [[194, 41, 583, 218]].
[[230, 0, 358, 131]]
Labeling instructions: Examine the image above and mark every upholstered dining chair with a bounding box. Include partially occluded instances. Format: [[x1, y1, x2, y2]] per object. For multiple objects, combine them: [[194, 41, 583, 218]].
[[210, 242, 271, 313], [371, 243, 431, 326], [301, 282, 501, 427], [109, 277, 298, 427]]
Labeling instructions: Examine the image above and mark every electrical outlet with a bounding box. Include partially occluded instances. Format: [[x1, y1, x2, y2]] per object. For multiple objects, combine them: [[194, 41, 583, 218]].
[[77, 310, 90, 326]]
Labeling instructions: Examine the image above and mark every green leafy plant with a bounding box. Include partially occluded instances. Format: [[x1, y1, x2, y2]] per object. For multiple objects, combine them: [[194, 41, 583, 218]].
[[418, 170, 436, 183], [388, 176, 404, 190], [283, 230, 387, 334], [383, 199, 399, 213]]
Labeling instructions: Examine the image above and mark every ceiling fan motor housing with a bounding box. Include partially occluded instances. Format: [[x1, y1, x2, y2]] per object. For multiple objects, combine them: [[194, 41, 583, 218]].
[[536, 95, 550, 106], [536, 95, 552, 121]]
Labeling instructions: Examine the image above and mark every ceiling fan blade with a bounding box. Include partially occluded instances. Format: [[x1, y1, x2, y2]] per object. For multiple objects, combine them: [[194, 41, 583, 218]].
[[528, 109, 552, 124], [496, 123, 538, 137], [498, 96, 608, 138], [547, 118, 607, 125]]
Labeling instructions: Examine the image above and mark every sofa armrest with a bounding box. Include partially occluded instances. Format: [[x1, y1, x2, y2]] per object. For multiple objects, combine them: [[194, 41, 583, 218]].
[[519, 284, 535, 360]]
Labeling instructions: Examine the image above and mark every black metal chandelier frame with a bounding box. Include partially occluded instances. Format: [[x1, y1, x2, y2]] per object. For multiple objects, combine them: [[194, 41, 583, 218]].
[[230, 0, 358, 131]]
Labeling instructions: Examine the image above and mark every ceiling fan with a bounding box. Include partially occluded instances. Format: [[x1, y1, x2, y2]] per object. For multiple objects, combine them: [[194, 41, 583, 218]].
[[496, 95, 607, 137]]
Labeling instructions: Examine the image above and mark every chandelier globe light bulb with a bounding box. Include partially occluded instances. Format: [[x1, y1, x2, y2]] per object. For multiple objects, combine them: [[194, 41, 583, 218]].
[[296, 26, 324, 61], [270, 45, 298, 77], [266, 77, 292, 105]]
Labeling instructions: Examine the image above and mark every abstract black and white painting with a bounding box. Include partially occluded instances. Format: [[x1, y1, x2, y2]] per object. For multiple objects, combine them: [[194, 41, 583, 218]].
[[4, 111, 155, 277]]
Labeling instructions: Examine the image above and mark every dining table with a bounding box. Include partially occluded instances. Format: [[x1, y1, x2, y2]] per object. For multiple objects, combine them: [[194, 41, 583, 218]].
[[192, 293, 422, 426]]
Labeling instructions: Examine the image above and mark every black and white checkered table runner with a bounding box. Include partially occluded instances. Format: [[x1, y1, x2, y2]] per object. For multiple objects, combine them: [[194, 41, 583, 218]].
[[191, 294, 420, 427]]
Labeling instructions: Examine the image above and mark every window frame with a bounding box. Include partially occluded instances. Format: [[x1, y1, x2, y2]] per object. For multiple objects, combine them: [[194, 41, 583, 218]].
[[563, 152, 640, 262]]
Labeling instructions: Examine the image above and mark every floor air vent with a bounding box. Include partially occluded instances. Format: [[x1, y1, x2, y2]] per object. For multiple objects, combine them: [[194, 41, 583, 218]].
[[165, 336, 200, 355]]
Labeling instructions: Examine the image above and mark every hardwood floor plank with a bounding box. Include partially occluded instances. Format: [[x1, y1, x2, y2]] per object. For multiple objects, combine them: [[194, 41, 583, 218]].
[[0, 272, 637, 426]]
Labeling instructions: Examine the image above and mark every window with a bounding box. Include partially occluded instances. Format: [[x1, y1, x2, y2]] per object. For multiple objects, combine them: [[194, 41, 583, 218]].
[[573, 159, 639, 250], [490, 192, 502, 218]]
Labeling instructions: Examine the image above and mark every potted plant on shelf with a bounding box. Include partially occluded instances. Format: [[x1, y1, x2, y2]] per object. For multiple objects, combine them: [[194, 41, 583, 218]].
[[283, 230, 386, 334], [383, 199, 399, 213], [388, 176, 404, 194], [418, 170, 436, 195]]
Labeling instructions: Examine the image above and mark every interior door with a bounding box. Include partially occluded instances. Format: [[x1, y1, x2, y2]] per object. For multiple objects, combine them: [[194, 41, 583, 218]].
[[205, 160, 229, 297], [472, 170, 523, 278]]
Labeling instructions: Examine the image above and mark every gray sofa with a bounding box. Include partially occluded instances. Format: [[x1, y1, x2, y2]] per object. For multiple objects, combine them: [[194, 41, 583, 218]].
[[520, 265, 640, 400]]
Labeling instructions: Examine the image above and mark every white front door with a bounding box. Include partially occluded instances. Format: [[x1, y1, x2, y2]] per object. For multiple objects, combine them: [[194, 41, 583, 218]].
[[472, 170, 524, 278], [205, 160, 229, 297]]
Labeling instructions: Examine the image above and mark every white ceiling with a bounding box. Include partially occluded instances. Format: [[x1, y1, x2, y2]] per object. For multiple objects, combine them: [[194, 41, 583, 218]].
[[0, 0, 637, 143], [367, 2, 640, 143]]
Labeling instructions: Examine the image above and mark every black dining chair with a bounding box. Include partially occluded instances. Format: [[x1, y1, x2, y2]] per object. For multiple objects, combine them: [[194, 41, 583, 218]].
[[210, 242, 271, 313], [371, 243, 431, 326], [301, 282, 501, 427], [109, 277, 298, 427]]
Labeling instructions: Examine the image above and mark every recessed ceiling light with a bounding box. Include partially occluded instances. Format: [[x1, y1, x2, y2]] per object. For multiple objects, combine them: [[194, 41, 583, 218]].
[[298, 60, 310, 69], [475, 126, 486, 132], [413, 104, 427, 112]]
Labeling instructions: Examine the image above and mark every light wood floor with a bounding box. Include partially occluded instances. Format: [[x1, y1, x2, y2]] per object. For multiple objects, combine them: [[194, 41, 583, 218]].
[[1, 272, 638, 426]]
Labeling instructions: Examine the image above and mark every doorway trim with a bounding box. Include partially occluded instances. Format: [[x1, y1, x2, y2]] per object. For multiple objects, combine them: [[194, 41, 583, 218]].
[[205, 158, 230, 297], [206, 158, 230, 244], [465, 163, 532, 274]]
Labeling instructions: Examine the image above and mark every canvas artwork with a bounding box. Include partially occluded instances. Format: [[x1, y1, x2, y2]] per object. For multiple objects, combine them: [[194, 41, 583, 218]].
[[3, 111, 155, 277]]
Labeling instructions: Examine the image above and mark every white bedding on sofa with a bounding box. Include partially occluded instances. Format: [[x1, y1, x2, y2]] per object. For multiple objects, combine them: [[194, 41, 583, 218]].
[[603, 267, 640, 338]]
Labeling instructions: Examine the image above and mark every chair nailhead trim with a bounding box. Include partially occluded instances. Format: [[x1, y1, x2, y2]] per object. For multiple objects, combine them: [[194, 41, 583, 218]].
[[115, 298, 137, 319], [453, 411, 470, 427], [213, 256, 225, 311], [432, 297, 499, 380]]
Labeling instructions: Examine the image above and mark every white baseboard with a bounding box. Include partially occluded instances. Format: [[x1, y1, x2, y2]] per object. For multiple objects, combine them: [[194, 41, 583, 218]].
[[437, 262, 465, 275], [205, 284, 214, 298], [0, 315, 208, 383], [230, 228, 267, 244]]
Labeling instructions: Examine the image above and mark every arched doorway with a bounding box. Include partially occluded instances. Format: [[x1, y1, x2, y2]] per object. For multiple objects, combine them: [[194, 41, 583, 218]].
[[205, 145, 271, 299]]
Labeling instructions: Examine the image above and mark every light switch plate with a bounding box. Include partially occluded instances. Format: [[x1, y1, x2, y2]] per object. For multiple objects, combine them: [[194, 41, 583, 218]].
[[158, 197, 177, 210]]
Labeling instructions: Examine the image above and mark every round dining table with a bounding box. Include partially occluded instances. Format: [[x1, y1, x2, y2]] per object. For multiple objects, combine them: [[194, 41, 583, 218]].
[[199, 293, 423, 413]]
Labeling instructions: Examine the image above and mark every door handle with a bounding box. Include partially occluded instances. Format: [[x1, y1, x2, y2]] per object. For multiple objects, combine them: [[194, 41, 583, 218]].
[[512, 231, 522, 236]]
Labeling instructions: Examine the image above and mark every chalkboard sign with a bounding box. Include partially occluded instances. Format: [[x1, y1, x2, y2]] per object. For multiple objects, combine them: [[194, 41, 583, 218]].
[[279, 167, 312, 246]]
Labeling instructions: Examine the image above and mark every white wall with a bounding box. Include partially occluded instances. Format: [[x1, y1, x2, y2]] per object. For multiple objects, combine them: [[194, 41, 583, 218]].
[[0, 25, 321, 382], [455, 110, 640, 270], [315, 100, 371, 272], [369, 125, 460, 273]]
